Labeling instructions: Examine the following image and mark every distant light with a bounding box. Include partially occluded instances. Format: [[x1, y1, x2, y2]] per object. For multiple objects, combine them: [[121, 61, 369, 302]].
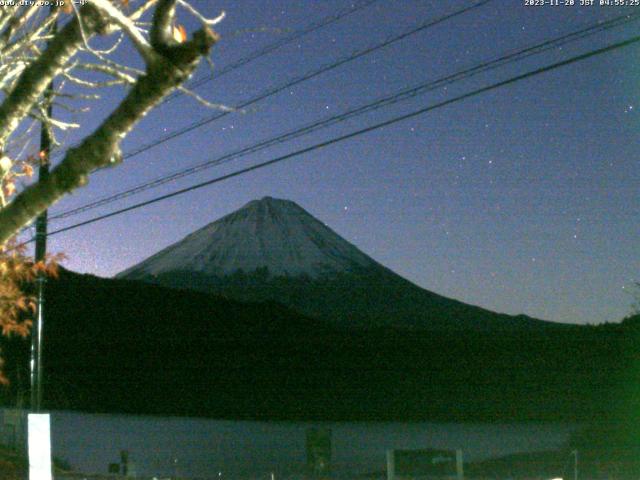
[[549, 477, 563, 480]]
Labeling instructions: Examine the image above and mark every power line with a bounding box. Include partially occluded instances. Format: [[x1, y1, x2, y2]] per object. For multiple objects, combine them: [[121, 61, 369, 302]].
[[162, 0, 383, 104], [49, 10, 640, 221], [93, 0, 494, 166], [49, 0, 382, 164], [42, 32, 640, 240]]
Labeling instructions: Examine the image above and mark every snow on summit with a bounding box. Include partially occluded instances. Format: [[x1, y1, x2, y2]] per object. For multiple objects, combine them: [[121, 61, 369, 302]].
[[117, 197, 377, 279]]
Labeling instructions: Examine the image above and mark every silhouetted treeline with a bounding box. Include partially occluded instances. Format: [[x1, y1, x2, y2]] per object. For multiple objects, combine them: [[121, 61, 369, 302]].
[[1, 270, 638, 424]]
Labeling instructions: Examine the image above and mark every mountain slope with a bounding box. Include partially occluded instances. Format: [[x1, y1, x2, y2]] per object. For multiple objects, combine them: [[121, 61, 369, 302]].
[[118, 197, 376, 278], [118, 197, 561, 331]]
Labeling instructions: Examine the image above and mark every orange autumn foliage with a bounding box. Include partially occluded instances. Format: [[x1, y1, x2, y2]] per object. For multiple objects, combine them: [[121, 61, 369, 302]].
[[0, 154, 63, 385], [172, 24, 187, 43], [0, 239, 64, 385], [0, 152, 63, 385]]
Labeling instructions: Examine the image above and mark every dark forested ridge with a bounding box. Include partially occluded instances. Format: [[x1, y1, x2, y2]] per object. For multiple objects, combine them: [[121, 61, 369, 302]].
[[1, 269, 638, 423], [137, 266, 564, 331]]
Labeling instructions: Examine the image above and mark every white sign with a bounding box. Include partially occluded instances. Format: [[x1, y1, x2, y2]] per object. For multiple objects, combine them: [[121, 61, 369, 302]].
[[28, 413, 52, 480]]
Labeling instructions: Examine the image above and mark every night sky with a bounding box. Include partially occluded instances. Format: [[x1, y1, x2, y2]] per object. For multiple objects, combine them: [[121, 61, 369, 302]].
[[35, 0, 639, 325]]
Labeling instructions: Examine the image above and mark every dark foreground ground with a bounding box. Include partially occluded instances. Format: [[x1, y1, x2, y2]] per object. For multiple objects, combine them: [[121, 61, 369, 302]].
[[2, 447, 639, 480], [2, 270, 637, 423], [1, 272, 639, 478]]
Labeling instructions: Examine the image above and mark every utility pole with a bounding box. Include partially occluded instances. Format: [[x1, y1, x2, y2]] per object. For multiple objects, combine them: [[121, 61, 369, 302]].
[[30, 10, 56, 413], [30, 92, 51, 412]]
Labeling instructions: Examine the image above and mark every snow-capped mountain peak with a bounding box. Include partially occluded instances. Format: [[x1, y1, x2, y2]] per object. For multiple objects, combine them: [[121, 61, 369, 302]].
[[117, 196, 559, 331], [117, 196, 377, 279]]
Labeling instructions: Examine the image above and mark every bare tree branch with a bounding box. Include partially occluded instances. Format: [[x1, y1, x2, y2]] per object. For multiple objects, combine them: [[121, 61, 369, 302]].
[[0, 4, 108, 150], [0, 21, 219, 244], [0, 0, 225, 247], [0, 4, 40, 49], [131, 0, 160, 22], [89, 0, 156, 64], [150, 0, 177, 52]]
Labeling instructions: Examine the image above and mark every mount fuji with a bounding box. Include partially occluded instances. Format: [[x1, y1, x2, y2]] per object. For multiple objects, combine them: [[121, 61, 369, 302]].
[[119, 196, 377, 279], [117, 196, 559, 330]]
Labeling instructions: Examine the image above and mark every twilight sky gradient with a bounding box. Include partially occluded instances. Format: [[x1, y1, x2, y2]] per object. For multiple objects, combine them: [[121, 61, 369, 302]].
[[37, 0, 639, 325]]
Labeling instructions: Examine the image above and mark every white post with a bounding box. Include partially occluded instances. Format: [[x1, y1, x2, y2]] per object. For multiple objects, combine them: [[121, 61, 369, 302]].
[[28, 413, 52, 480], [386, 450, 395, 480]]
